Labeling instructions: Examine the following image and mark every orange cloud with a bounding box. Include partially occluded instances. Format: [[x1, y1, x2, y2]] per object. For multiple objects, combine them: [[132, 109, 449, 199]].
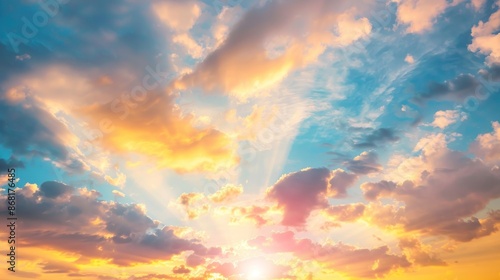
[[468, 0, 500, 64], [173, 0, 373, 101], [470, 121, 500, 163], [395, 0, 453, 33]]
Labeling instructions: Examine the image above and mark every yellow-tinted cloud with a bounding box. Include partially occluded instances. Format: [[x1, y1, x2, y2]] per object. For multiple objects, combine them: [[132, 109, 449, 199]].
[[173, 0, 373, 101], [209, 184, 243, 203]]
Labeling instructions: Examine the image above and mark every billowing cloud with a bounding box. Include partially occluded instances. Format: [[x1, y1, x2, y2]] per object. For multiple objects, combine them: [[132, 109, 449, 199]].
[[228, 205, 270, 226], [323, 203, 366, 222], [173, 0, 373, 100], [208, 184, 243, 203], [468, 0, 500, 65], [6, 66, 238, 173], [398, 237, 446, 266], [248, 231, 411, 278], [176, 192, 209, 220], [470, 121, 500, 162], [266, 168, 331, 227], [362, 133, 500, 242], [395, 0, 458, 33], [266, 167, 357, 227], [431, 110, 467, 129], [0, 182, 221, 266]]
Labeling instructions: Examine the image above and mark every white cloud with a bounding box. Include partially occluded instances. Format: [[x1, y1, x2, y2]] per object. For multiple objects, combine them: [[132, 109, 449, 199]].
[[431, 110, 467, 129]]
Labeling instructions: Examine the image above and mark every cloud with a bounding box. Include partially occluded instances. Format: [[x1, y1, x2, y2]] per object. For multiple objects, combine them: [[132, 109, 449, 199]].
[[208, 184, 243, 203], [405, 54, 415, 64], [248, 231, 411, 278], [112, 190, 126, 198], [173, 0, 373, 100], [266, 168, 331, 227], [39, 181, 75, 199], [413, 73, 480, 103], [1, 182, 221, 266], [0, 91, 88, 173], [362, 133, 500, 242], [468, 1, 500, 65], [328, 169, 358, 197], [353, 128, 400, 148], [0, 156, 24, 170], [470, 121, 500, 162], [395, 0, 456, 33], [343, 151, 383, 175], [228, 205, 270, 226], [172, 265, 190, 274], [431, 110, 467, 129], [176, 192, 209, 220], [471, 0, 487, 11], [479, 63, 500, 81], [398, 237, 446, 266], [323, 203, 366, 222], [152, 0, 201, 32], [6, 65, 239, 173], [266, 167, 357, 227]]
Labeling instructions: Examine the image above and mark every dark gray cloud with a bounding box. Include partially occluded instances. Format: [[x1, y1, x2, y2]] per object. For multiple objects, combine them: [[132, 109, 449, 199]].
[[0, 156, 24, 170], [0, 0, 171, 80], [479, 64, 500, 82], [0, 96, 88, 173], [353, 128, 399, 148], [414, 74, 480, 103], [39, 181, 74, 198], [343, 151, 382, 175]]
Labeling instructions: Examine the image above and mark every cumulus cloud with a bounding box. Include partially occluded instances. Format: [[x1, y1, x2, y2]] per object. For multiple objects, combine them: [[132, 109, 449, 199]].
[[176, 192, 209, 220], [0, 182, 221, 266], [323, 203, 366, 222], [228, 205, 270, 226], [470, 121, 500, 162], [6, 66, 238, 173], [431, 110, 467, 129], [395, 0, 459, 33], [208, 184, 243, 203], [248, 231, 411, 278], [468, 1, 500, 65], [266, 167, 357, 227], [398, 237, 446, 266], [362, 133, 500, 242], [173, 0, 373, 100], [471, 0, 487, 11]]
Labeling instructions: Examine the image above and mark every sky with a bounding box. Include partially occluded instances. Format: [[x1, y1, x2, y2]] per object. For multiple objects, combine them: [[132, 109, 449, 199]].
[[1, 0, 500, 279]]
